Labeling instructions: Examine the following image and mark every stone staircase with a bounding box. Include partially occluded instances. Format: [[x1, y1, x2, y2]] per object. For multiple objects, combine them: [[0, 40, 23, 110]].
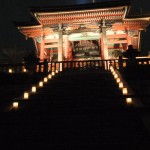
[[0, 68, 150, 149]]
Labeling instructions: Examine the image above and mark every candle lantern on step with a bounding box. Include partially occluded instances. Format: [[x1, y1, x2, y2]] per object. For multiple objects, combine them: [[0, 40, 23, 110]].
[[39, 81, 43, 87], [31, 86, 36, 93], [122, 87, 128, 95], [13, 102, 19, 109], [24, 92, 29, 99]]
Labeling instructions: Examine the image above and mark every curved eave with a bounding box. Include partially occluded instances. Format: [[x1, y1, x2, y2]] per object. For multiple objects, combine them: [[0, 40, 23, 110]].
[[18, 25, 53, 38], [30, 1, 130, 25]]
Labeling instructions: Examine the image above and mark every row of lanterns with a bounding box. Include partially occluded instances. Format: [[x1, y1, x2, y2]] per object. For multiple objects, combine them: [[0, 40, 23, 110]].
[[110, 66, 133, 105], [12, 70, 59, 109]]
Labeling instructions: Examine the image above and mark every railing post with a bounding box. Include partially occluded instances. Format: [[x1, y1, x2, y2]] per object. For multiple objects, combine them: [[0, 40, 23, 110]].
[[44, 59, 48, 74], [119, 56, 123, 70]]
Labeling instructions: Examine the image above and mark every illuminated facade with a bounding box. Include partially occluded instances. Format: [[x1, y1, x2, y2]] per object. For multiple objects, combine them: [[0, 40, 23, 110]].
[[17, 1, 150, 61]]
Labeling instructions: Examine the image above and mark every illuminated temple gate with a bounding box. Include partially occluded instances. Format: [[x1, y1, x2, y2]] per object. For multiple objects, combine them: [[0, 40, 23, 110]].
[[17, 1, 150, 62]]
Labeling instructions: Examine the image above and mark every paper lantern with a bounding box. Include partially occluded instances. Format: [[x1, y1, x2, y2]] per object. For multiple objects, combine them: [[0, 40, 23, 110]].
[[48, 74, 52, 79], [31, 86, 36, 93], [116, 78, 120, 83], [13, 102, 19, 109], [8, 69, 13, 73], [24, 92, 29, 99], [122, 87, 128, 95], [39, 81, 43, 87], [126, 98, 132, 104], [23, 68, 27, 72], [114, 74, 118, 79], [44, 77, 48, 83], [119, 82, 123, 88]]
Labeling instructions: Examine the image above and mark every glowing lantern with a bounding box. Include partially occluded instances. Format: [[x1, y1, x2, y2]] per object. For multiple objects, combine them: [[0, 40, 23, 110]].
[[31, 86, 36, 93], [13, 102, 19, 109], [144, 62, 147, 65], [55, 70, 59, 74], [44, 77, 48, 83], [112, 71, 115, 75], [119, 82, 123, 88], [24, 92, 29, 99], [114, 74, 118, 79], [39, 81, 43, 87], [122, 87, 128, 95], [23, 68, 27, 72], [8, 69, 13, 73], [52, 72, 55, 76], [126, 98, 132, 104], [116, 78, 120, 83], [110, 66, 114, 72], [48, 74, 52, 79]]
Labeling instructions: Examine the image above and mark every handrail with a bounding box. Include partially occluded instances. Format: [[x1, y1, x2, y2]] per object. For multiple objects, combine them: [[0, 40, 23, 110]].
[[0, 57, 149, 73]]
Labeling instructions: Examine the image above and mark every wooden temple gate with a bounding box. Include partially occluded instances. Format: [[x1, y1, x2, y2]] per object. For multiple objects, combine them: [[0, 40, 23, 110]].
[[17, 1, 150, 62]]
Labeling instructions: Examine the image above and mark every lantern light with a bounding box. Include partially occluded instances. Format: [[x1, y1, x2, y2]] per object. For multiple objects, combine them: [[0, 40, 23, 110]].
[[114, 74, 118, 79], [112, 71, 115, 75], [23, 68, 27, 72], [31, 86, 36, 93], [48, 74, 52, 79], [52, 72, 55, 76], [55, 70, 59, 74], [8, 69, 13, 73], [122, 87, 128, 95], [126, 98, 132, 104], [13, 102, 19, 109], [24, 92, 29, 99], [44, 77, 48, 83], [39, 81, 43, 87], [119, 82, 123, 88], [110, 66, 114, 72], [116, 78, 120, 83]]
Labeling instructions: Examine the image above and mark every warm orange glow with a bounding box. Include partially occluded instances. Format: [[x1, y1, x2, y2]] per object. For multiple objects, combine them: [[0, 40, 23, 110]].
[[126, 98, 132, 104], [55, 70, 59, 74], [24, 92, 29, 99], [31, 86, 36, 93], [23, 68, 27, 72], [114, 74, 118, 79], [39, 81, 43, 87], [44, 77, 48, 83], [13, 102, 19, 109], [112, 71, 115, 75], [48, 74, 52, 79], [144, 62, 147, 65], [122, 87, 128, 95], [8, 69, 13, 73], [52, 72, 55, 76], [116, 78, 120, 83], [139, 62, 142, 64], [110, 66, 114, 72], [119, 82, 123, 88]]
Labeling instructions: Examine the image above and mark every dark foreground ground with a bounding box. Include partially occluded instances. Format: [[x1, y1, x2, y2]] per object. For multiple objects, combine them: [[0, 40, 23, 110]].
[[0, 68, 150, 149]]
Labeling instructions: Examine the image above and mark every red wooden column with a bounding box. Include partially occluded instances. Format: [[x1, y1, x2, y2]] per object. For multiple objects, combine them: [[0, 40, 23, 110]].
[[58, 24, 63, 71], [127, 31, 132, 47], [101, 20, 108, 59], [58, 24, 63, 62], [64, 35, 69, 60], [40, 34, 45, 61]]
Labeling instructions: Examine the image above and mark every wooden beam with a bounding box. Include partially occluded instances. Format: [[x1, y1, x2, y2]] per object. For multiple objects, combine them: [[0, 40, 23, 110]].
[[44, 44, 58, 48], [107, 34, 127, 39], [107, 40, 127, 44]]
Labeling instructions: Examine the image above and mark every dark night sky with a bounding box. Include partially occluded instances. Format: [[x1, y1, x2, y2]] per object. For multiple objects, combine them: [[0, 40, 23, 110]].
[[0, 0, 150, 55]]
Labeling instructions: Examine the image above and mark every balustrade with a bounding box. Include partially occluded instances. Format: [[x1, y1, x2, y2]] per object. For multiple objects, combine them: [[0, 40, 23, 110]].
[[0, 57, 149, 74]]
